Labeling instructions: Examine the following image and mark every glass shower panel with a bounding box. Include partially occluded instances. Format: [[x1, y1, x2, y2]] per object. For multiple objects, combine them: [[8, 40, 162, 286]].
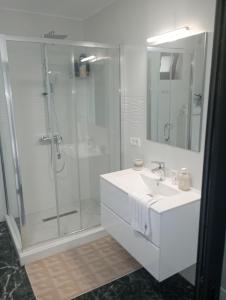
[[46, 44, 121, 234], [0, 48, 21, 240], [74, 46, 121, 230], [3, 39, 121, 247], [7, 41, 58, 248], [45, 44, 81, 236]]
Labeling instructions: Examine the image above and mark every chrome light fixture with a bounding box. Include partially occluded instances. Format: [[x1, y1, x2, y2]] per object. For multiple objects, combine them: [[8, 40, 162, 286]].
[[146, 27, 193, 45], [80, 55, 96, 62]]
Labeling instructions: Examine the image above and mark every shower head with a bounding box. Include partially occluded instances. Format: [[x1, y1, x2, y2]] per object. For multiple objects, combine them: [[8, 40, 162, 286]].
[[43, 31, 68, 40]]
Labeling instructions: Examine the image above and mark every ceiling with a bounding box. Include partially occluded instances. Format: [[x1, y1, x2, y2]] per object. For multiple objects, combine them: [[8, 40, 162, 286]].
[[0, 0, 117, 21]]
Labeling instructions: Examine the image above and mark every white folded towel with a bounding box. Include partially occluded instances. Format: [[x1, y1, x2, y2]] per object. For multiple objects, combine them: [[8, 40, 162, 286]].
[[129, 193, 157, 237]]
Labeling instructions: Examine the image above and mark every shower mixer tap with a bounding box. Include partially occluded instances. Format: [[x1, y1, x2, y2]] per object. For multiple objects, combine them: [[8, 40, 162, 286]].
[[39, 134, 63, 159], [39, 134, 62, 144]]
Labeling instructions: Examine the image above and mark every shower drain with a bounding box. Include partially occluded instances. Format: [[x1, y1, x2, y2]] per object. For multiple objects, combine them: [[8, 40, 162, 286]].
[[42, 210, 78, 222]]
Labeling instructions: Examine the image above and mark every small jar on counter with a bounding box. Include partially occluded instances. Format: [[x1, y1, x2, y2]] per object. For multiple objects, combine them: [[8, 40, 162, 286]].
[[133, 159, 144, 171]]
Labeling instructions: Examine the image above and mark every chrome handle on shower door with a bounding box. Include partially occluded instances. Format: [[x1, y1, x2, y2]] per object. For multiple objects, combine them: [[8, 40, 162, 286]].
[[164, 123, 170, 142], [55, 135, 63, 159]]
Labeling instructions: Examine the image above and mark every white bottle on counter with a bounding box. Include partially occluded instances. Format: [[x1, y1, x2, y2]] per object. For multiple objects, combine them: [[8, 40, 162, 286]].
[[178, 168, 191, 191]]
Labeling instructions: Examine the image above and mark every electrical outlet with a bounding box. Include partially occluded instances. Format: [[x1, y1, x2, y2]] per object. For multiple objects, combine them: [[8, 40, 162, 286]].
[[130, 137, 141, 147]]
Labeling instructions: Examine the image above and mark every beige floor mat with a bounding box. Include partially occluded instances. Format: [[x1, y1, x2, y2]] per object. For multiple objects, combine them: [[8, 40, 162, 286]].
[[26, 235, 141, 300]]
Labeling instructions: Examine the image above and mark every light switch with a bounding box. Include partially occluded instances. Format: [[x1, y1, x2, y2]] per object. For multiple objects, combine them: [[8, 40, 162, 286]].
[[130, 137, 141, 147]]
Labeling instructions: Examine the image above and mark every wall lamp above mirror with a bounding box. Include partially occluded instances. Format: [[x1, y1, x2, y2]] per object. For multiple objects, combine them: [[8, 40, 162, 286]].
[[146, 32, 207, 152], [146, 27, 194, 45]]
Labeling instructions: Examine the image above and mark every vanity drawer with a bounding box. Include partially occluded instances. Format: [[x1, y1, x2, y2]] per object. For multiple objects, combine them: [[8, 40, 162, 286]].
[[101, 204, 160, 280], [101, 178, 130, 223], [101, 177, 161, 247]]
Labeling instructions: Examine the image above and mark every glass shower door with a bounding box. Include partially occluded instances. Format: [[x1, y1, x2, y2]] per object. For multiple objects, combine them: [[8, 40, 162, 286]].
[[2, 38, 120, 248], [0, 42, 21, 243], [46, 44, 121, 235], [6, 41, 60, 247], [44, 44, 82, 236]]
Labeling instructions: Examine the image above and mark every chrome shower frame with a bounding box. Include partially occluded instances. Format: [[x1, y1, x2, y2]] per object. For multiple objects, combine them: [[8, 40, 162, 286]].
[[0, 34, 122, 260]]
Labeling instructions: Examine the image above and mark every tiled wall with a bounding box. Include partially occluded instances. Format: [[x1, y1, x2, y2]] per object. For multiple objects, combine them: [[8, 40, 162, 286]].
[[120, 46, 146, 168]]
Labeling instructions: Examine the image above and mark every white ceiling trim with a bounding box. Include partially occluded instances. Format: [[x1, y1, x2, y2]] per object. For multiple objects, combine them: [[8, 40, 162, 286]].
[[0, 0, 117, 22], [0, 7, 83, 22], [82, 0, 116, 20]]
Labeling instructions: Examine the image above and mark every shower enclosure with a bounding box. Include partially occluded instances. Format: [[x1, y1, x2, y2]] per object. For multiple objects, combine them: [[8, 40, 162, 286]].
[[0, 35, 121, 262]]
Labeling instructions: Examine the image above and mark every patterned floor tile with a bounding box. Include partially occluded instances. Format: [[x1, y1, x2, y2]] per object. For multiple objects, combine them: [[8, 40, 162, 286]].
[[75, 268, 194, 300], [0, 222, 35, 300]]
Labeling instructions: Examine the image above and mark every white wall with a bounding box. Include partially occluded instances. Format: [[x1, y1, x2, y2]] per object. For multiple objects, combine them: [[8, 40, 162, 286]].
[[83, 0, 216, 284], [0, 0, 216, 279], [0, 9, 83, 40], [0, 0, 215, 216], [84, 0, 215, 45], [84, 0, 216, 189]]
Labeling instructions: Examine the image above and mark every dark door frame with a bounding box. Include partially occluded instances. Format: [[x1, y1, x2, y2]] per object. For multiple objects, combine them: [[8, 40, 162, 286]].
[[195, 0, 226, 299]]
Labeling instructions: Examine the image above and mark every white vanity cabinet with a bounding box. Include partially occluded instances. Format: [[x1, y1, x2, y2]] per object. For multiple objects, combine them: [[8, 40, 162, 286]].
[[100, 169, 200, 281]]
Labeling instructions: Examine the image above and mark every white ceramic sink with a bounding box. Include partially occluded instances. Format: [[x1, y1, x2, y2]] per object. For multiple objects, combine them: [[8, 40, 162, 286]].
[[101, 169, 200, 214], [140, 174, 179, 197], [113, 170, 180, 199]]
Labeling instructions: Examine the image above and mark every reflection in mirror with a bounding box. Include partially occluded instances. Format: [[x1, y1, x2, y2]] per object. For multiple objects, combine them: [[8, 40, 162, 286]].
[[147, 33, 207, 152]]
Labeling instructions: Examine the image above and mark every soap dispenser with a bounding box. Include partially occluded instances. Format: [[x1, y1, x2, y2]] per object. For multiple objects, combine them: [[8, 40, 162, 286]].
[[178, 168, 191, 191]]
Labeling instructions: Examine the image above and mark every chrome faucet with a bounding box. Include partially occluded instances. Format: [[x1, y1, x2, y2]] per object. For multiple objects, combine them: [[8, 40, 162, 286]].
[[151, 161, 166, 181]]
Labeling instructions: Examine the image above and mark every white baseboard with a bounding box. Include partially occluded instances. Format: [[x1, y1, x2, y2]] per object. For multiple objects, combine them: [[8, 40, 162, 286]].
[[7, 215, 107, 266], [20, 226, 107, 265]]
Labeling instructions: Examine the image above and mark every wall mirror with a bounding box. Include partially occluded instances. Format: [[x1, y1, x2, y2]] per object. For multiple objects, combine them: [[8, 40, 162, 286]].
[[146, 32, 207, 152]]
